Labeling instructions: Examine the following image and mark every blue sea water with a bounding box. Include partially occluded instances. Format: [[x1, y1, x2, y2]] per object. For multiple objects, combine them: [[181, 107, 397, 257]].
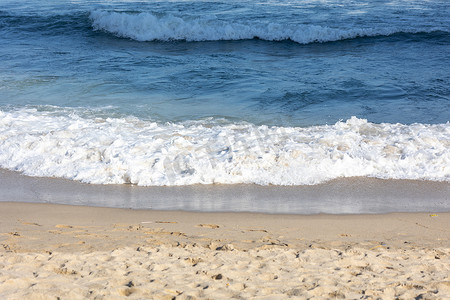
[[0, 0, 449, 186]]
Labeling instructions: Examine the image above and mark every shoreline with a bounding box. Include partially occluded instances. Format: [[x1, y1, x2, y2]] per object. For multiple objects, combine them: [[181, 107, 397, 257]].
[[1, 202, 449, 299], [1, 168, 449, 214], [1, 202, 450, 252]]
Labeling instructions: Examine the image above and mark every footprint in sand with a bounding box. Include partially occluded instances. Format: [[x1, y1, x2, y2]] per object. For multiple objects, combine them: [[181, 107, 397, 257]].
[[55, 224, 73, 229], [248, 229, 268, 233], [197, 224, 220, 229], [21, 222, 42, 226]]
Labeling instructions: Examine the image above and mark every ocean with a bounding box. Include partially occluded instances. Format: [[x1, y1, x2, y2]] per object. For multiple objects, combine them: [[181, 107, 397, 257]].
[[0, 0, 449, 212]]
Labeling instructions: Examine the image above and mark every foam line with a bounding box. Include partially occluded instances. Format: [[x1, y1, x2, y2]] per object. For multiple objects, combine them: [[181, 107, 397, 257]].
[[1, 108, 449, 186]]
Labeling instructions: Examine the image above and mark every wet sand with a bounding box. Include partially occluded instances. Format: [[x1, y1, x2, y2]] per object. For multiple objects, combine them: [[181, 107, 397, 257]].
[[1, 168, 449, 214]]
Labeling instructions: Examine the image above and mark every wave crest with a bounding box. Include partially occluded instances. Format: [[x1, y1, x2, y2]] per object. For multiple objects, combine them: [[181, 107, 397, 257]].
[[89, 10, 443, 44]]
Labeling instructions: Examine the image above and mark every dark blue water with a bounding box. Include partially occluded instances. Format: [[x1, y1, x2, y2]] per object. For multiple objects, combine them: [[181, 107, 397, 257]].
[[1, 0, 449, 126], [0, 0, 449, 186]]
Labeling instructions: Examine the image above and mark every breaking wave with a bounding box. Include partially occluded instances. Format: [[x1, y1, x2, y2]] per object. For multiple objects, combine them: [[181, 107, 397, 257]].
[[1, 107, 449, 186], [90, 10, 446, 43]]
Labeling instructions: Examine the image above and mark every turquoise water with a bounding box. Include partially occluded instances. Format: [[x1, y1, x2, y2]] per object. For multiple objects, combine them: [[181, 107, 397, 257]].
[[0, 0, 449, 187]]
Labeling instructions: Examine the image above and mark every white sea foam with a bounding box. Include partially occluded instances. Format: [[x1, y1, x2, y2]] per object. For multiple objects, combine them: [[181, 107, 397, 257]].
[[0, 108, 449, 186], [89, 10, 443, 43]]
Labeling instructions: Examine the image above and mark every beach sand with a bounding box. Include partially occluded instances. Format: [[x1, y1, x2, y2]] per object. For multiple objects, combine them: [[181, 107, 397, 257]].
[[0, 202, 449, 299]]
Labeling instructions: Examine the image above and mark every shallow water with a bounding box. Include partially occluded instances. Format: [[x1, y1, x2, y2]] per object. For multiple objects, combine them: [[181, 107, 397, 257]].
[[1, 169, 448, 214]]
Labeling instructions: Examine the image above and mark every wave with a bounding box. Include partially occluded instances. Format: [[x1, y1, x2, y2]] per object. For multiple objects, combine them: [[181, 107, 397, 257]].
[[1, 107, 449, 186], [89, 10, 446, 44]]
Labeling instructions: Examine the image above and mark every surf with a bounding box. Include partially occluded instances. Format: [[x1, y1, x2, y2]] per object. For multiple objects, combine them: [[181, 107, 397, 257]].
[[1, 107, 448, 186], [89, 10, 448, 44]]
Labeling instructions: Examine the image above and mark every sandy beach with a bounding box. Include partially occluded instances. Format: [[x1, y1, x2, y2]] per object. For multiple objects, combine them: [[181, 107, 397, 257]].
[[0, 202, 449, 299], [1, 0, 449, 298]]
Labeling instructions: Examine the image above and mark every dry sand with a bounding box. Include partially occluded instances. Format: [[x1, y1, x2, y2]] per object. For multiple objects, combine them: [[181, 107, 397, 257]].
[[0, 202, 449, 299]]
